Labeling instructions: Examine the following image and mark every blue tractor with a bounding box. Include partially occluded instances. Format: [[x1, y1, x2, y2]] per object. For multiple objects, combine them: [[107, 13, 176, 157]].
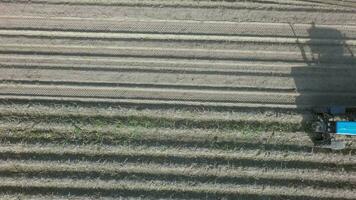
[[312, 106, 356, 149]]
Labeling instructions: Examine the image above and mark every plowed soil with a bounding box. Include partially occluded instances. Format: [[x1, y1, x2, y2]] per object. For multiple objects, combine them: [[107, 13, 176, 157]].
[[0, 0, 355, 199]]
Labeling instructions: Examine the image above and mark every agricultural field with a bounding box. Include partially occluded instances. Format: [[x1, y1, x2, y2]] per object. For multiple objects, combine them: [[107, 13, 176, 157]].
[[0, 0, 356, 199]]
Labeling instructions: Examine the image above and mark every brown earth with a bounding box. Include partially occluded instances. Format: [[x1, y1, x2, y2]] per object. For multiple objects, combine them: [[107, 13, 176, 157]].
[[0, 0, 355, 199]]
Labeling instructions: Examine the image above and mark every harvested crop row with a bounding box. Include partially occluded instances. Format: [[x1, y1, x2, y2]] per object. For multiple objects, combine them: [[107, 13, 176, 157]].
[[0, 177, 355, 199], [0, 121, 314, 148], [0, 102, 306, 130], [0, 160, 354, 189], [0, 144, 354, 171]]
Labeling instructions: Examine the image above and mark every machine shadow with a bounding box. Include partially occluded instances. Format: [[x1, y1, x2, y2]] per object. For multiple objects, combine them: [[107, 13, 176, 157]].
[[291, 23, 356, 144]]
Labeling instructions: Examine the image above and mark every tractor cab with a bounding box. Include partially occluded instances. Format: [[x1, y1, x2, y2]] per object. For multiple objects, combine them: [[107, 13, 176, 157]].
[[312, 106, 356, 149]]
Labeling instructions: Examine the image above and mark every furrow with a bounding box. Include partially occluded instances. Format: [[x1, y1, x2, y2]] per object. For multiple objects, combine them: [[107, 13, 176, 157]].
[[0, 67, 296, 92], [295, 0, 356, 8], [0, 44, 312, 62], [2, 37, 355, 57], [0, 0, 351, 11], [0, 195, 138, 200], [0, 102, 305, 132], [1, 66, 355, 92], [0, 144, 354, 171], [1, 55, 355, 76], [1, 44, 354, 64], [2, 30, 356, 56], [0, 83, 356, 106], [0, 95, 301, 112], [0, 83, 298, 104], [4, 119, 354, 152], [1, 3, 356, 25], [0, 55, 338, 73], [1, 177, 355, 200], [1, 17, 356, 38], [2, 30, 356, 46], [0, 121, 315, 152], [0, 60, 297, 75], [0, 160, 354, 189]]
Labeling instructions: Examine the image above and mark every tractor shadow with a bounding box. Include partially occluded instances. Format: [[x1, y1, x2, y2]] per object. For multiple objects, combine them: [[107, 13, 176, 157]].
[[291, 23, 356, 144]]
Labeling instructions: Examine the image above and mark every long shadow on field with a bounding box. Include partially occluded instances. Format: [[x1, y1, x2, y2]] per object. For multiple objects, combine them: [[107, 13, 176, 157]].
[[291, 22, 356, 144]]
